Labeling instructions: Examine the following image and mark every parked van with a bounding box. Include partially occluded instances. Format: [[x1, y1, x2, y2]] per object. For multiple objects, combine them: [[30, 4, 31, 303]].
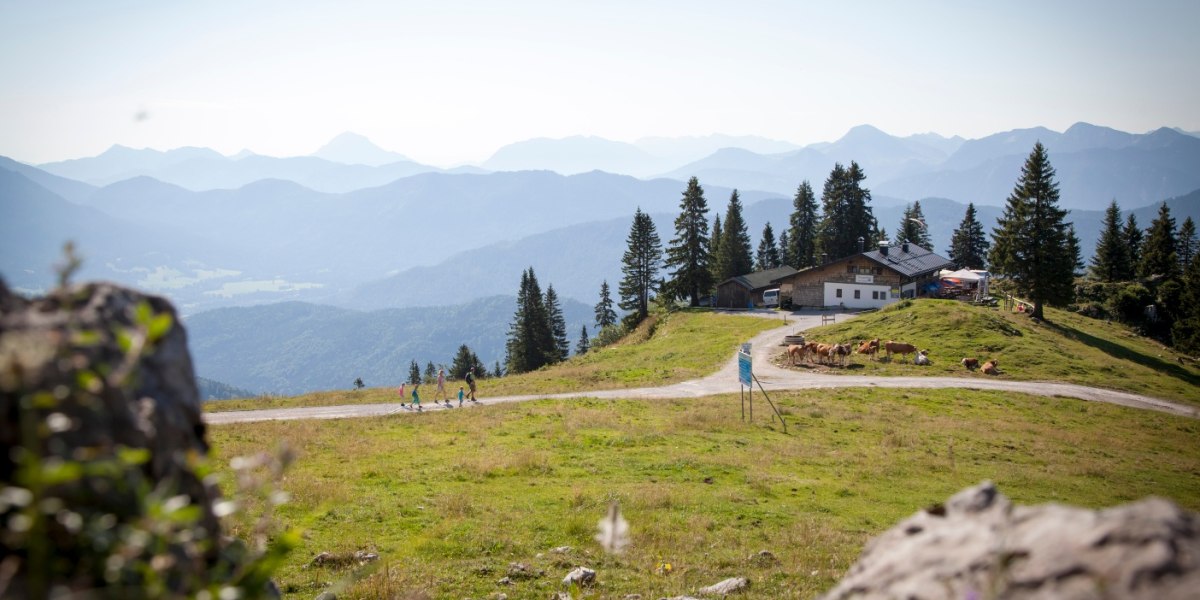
[[762, 288, 780, 307]]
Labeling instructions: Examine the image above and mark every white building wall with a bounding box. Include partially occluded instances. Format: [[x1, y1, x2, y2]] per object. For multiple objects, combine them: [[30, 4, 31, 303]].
[[823, 282, 894, 309]]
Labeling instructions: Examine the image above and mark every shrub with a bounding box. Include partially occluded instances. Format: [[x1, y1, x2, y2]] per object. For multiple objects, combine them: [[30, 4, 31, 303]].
[[1106, 283, 1152, 323]]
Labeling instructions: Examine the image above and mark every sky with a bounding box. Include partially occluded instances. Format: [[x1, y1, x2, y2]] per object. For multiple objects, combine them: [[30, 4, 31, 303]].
[[1, 0, 1198, 167]]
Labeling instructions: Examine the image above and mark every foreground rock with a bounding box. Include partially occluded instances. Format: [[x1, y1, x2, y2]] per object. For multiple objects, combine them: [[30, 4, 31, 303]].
[[0, 281, 266, 597], [819, 481, 1200, 600]]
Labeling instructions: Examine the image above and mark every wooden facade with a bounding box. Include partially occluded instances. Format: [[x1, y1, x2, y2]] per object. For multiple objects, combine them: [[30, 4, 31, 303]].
[[774, 243, 951, 309]]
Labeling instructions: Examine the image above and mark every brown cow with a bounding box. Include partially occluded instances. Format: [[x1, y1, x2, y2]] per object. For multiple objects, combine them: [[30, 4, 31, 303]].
[[961, 357, 979, 370], [787, 344, 807, 366], [856, 338, 880, 361], [981, 360, 999, 375], [812, 343, 835, 365], [884, 340, 918, 362]]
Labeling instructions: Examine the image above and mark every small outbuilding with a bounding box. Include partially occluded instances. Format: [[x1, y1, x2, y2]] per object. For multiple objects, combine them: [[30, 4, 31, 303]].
[[773, 242, 953, 309], [714, 266, 799, 309]]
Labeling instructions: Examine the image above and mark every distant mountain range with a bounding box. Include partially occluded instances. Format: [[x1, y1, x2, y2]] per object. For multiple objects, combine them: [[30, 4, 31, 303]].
[[185, 295, 592, 395]]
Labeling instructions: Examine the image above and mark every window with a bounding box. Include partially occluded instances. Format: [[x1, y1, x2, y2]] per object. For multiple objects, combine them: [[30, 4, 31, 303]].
[[835, 288, 843, 298], [871, 291, 879, 300], [854, 290, 861, 299], [846, 266, 856, 274]]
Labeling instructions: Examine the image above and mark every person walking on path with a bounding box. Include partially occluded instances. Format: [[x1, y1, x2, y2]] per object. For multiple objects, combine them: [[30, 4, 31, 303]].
[[465, 367, 478, 402], [410, 382, 422, 412], [458, 386, 465, 407], [398, 382, 406, 408], [434, 368, 450, 405]]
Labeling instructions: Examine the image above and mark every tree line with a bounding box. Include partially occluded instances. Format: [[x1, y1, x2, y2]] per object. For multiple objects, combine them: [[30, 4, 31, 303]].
[[502, 142, 1200, 375]]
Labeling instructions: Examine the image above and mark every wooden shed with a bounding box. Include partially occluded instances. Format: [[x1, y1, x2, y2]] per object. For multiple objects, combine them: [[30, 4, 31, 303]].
[[714, 266, 798, 309], [773, 242, 952, 309]]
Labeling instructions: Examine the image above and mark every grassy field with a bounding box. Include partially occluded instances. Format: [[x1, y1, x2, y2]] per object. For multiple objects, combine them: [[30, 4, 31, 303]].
[[205, 309, 783, 412], [785, 299, 1200, 406], [209, 388, 1200, 599]]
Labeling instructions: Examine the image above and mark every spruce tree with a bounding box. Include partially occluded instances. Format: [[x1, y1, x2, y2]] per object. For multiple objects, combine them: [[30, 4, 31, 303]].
[[777, 229, 792, 268], [505, 267, 555, 374], [618, 208, 662, 326], [1139, 203, 1179, 279], [714, 190, 753, 280], [787, 180, 819, 268], [895, 201, 932, 248], [817, 162, 875, 260], [1178, 217, 1197, 271], [708, 214, 724, 284], [545, 284, 570, 362], [576, 325, 590, 355], [450, 344, 482, 379], [988, 142, 1080, 320], [423, 361, 436, 383], [1090, 200, 1131, 282], [947, 202, 989, 270], [755, 222, 781, 270], [1171, 254, 1200, 353], [492, 361, 504, 378], [663, 177, 712, 306], [594, 280, 617, 330], [408, 360, 421, 385], [1124, 214, 1144, 271]]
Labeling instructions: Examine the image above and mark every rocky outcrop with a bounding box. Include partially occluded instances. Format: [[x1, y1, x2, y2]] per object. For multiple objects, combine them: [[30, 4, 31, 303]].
[[0, 281, 241, 597], [819, 481, 1200, 600]]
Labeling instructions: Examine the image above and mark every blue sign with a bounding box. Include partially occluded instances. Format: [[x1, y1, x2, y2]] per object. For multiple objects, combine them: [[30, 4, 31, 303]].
[[738, 350, 752, 386]]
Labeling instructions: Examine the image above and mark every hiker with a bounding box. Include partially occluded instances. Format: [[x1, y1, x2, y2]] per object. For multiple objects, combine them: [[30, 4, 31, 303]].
[[411, 382, 422, 411], [458, 385, 465, 407], [435, 368, 449, 404], [398, 382, 406, 408], [465, 367, 477, 402]]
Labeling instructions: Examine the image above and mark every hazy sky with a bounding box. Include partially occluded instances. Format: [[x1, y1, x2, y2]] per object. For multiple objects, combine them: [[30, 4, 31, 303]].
[[2, 0, 1197, 166]]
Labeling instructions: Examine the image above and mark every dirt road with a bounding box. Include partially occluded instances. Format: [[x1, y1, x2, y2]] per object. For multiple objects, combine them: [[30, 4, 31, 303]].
[[204, 310, 1198, 425]]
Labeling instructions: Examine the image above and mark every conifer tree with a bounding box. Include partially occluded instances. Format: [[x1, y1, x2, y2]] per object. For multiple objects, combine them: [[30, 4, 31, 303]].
[[947, 202, 989, 270], [492, 361, 503, 378], [708, 214, 724, 284], [1090, 200, 1132, 282], [408, 360, 421, 385], [545, 284, 570, 362], [755, 222, 781, 270], [816, 162, 875, 260], [1171, 254, 1200, 353], [423, 361, 436, 383], [787, 181, 819, 268], [777, 229, 792, 268], [988, 142, 1081, 320], [450, 344, 486, 379], [714, 190, 753, 280], [1139, 203, 1180, 279], [1124, 214, 1144, 271], [594, 280, 617, 330], [618, 208, 662, 326], [663, 177, 712, 306], [576, 324, 590, 355], [505, 267, 555, 374], [895, 201, 932, 248], [1178, 217, 1197, 271]]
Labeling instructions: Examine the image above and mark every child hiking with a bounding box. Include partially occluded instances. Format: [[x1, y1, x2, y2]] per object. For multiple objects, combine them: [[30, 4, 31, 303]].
[[458, 386, 464, 407], [410, 382, 422, 411], [434, 368, 450, 405]]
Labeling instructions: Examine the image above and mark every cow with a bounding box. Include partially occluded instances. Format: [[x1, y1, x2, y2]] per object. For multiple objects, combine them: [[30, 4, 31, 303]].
[[913, 349, 931, 365], [832, 343, 854, 367], [883, 340, 918, 363], [787, 344, 807, 366], [981, 360, 999, 375], [856, 338, 880, 361], [811, 343, 835, 365], [961, 357, 979, 370]]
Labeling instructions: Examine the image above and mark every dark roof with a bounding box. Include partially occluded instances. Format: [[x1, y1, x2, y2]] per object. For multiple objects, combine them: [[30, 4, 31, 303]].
[[719, 266, 799, 291], [861, 243, 953, 277]]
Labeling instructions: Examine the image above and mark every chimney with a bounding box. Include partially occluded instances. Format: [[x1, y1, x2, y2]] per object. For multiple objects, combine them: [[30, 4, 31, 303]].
[[902, 240, 909, 253], [821, 252, 829, 265], [879, 241, 889, 256], [857, 236, 864, 253]]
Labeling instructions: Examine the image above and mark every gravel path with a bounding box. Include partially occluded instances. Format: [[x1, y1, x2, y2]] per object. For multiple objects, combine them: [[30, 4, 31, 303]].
[[205, 310, 1198, 425]]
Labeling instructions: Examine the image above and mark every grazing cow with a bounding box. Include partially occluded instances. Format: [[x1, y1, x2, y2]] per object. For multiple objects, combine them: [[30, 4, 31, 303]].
[[961, 357, 979, 370], [856, 338, 880, 361], [833, 343, 853, 367], [981, 360, 999, 375], [913, 349, 931, 365], [884, 340, 918, 363], [812, 343, 835, 365], [787, 344, 807, 366]]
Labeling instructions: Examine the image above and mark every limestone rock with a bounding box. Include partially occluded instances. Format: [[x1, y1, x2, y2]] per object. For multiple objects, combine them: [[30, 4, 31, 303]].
[[562, 566, 596, 587], [818, 480, 1200, 600], [698, 577, 750, 595]]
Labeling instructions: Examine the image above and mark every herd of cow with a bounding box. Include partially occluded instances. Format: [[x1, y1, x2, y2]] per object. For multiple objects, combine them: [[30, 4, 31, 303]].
[[785, 338, 1000, 374]]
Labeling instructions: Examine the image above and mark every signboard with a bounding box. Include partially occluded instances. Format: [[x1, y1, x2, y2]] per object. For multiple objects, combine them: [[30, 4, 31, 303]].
[[855, 274, 875, 284], [738, 344, 752, 386]]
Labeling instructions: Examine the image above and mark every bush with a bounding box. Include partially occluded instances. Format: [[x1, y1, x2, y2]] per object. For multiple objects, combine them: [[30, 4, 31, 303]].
[[1106, 283, 1152, 323], [591, 323, 630, 349]]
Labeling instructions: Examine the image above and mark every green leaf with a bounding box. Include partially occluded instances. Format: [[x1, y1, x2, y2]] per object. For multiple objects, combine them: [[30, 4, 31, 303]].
[[147, 314, 173, 343], [40, 460, 84, 486]]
